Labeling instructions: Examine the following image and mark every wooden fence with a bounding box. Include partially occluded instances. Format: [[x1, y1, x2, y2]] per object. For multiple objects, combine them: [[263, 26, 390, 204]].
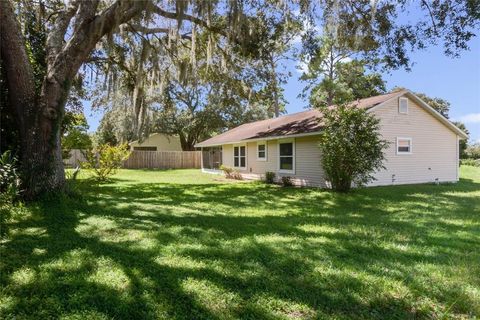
[[64, 149, 87, 167], [122, 150, 201, 169]]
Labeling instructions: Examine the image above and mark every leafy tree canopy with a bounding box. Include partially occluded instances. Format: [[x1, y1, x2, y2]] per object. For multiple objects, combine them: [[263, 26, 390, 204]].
[[304, 56, 387, 108], [414, 92, 451, 118], [61, 113, 92, 158], [302, 0, 480, 70]]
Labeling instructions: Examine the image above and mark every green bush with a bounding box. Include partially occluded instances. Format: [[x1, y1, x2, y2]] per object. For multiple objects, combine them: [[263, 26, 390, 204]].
[[461, 158, 480, 167], [281, 176, 294, 187], [318, 104, 389, 192], [264, 171, 276, 184], [82, 144, 130, 181], [0, 151, 22, 237]]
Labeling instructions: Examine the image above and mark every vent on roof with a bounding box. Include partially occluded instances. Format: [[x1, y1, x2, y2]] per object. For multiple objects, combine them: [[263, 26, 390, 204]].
[[399, 97, 408, 114]]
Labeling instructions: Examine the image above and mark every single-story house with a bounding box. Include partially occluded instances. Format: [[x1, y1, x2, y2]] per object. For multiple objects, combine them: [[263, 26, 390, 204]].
[[129, 133, 182, 151], [195, 90, 468, 187]]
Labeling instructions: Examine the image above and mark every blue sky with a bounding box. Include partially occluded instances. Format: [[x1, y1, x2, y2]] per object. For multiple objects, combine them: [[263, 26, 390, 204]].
[[85, 35, 480, 143]]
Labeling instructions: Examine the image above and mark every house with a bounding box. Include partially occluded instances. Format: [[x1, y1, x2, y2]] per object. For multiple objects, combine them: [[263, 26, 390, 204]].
[[195, 90, 468, 187], [129, 133, 182, 151]]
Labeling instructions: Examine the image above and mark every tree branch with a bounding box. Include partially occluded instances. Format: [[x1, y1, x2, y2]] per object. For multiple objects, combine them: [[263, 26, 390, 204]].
[[72, 0, 100, 35], [60, 0, 148, 78], [123, 24, 170, 34], [421, 0, 438, 35], [46, 0, 80, 65], [150, 4, 227, 37]]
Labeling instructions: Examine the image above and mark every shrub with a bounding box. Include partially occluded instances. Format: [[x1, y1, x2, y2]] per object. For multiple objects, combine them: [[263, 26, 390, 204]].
[[461, 159, 480, 167], [265, 171, 276, 184], [220, 165, 243, 180], [281, 176, 294, 187], [82, 143, 130, 181], [318, 104, 389, 192], [0, 151, 21, 237], [0, 151, 20, 194], [231, 171, 243, 180], [220, 165, 234, 178]]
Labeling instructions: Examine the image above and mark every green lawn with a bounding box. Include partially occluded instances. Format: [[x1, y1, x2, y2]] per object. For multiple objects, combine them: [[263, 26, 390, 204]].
[[1, 167, 479, 319]]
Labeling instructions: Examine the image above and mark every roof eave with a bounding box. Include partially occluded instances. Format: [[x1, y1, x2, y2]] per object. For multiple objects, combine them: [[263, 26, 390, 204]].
[[195, 131, 322, 148]]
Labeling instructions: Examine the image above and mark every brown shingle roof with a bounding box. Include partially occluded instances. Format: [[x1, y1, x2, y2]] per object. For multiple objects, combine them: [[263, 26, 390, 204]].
[[196, 90, 407, 147]]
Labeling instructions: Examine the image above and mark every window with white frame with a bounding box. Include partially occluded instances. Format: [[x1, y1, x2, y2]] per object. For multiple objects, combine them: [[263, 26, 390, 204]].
[[278, 140, 294, 173], [396, 137, 412, 154], [399, 97, 409, 114], [233, 145, 246, 168], [257, 142, 267, 160]]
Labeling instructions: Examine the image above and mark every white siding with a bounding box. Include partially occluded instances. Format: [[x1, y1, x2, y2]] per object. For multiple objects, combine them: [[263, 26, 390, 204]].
[[286, 136, 325, 186], [222, 137, 325, 186], [222, 144, 234, 167], [370, 96, 459, 186]]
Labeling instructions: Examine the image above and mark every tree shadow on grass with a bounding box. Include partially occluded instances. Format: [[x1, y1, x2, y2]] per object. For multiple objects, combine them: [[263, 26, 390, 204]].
[[1, 175, 479, 319]]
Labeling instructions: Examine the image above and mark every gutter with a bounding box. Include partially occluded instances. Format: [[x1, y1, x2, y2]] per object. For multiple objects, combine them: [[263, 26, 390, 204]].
[[195, 131, 322, 148]]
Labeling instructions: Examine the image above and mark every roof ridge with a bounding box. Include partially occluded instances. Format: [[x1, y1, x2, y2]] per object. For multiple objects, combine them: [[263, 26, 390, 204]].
[[195, 89, 414, 147], [234, 109, 318, 127]]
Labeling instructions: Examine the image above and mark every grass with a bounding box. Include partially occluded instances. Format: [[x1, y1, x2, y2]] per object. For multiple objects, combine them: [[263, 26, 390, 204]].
[[1, 167, 479, 319]]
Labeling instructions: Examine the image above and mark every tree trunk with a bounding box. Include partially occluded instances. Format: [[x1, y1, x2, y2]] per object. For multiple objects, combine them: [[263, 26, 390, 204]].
[[179, 133, 196, 151], [1, 0, 66, 198]]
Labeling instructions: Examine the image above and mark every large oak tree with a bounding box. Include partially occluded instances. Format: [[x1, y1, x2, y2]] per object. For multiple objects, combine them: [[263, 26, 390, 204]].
[[0, 0, 294, 197]]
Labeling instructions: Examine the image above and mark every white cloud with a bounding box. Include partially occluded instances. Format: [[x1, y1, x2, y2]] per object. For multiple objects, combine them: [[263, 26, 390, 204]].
[[457, 113, 480, 124]]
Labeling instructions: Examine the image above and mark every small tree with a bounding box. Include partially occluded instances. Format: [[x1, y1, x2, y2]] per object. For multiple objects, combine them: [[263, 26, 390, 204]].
[[318, 105, 389, 192], [82, 144, 131, 181], [61, 114, 92, 159]]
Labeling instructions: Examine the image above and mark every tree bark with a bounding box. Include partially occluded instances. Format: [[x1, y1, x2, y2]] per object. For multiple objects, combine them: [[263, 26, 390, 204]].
[[179, 133, 196, 151]]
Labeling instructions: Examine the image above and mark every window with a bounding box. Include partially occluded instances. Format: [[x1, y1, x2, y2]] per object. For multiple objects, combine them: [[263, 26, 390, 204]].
[[133, 146, 157, 151], [233, 145, 246, 168], [278, 140, 295, 173], [396, 137, 412, 154], [257, 142, 267, 161], [399, 97, 409, 114]]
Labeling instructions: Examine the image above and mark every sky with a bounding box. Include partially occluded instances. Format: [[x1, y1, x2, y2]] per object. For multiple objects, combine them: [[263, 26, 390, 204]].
[[84, 33, 480, 144]]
